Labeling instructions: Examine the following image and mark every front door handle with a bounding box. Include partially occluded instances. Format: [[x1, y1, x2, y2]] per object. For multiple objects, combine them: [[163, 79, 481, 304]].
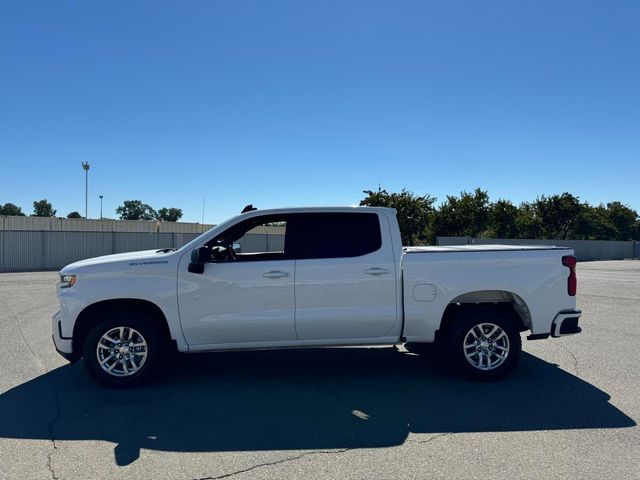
[[364, 268, 390, 276], [263, 270, 289, 279]]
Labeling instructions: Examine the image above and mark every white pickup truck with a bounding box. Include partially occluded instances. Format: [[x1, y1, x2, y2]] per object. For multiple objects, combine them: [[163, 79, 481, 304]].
[[53, 206, 581, 387]]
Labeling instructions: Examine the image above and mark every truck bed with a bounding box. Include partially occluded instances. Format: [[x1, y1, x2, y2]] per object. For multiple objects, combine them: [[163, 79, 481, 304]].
[[404, 244, 572, 253], [400, 243, 576, 343]]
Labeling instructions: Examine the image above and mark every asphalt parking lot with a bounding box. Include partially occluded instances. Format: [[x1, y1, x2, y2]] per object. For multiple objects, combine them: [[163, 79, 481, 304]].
[[0, 261, 638, 480]]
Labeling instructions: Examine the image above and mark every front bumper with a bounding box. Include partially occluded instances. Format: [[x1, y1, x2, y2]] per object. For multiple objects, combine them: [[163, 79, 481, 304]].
[[52, 311, 76, 361]]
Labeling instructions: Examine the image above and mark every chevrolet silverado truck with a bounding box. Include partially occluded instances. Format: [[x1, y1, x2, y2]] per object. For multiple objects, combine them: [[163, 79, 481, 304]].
[[53, 206, 581, 387]]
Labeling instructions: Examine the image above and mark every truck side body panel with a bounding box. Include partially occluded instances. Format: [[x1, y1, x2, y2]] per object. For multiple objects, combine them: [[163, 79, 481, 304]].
[[401, 248, 577, 343]]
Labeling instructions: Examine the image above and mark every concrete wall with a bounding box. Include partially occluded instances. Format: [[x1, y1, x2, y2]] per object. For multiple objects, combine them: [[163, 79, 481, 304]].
[[433, 236, 472, 246], [436, 237, 637, 261]]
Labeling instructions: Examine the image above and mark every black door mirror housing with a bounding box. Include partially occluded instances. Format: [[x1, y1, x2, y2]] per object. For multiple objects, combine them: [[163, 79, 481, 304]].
[[188, 247, 209, 274]]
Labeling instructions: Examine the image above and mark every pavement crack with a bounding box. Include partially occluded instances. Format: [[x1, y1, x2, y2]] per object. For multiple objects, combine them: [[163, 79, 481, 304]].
[[194, 448, 351, 480], [45, 379, 62, 480], [581, 293, 639, 303], [408, 432, 453, 445], [46, 447, 59, 480], [1, 292, 46, 372], [557, 343, 580, 378], [1, 293, 62, 479]]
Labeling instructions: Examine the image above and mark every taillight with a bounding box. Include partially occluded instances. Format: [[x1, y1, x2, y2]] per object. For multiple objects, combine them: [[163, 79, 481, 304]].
[[562, 255, 577, 296]]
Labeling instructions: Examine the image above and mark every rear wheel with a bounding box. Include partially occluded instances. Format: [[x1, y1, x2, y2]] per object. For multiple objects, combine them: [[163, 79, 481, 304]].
[[447, 307, 521, 381], [82, 313, 164, 388]]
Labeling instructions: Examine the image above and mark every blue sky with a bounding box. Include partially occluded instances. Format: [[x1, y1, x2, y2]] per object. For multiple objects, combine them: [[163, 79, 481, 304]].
[[1, 1, 638, 223]]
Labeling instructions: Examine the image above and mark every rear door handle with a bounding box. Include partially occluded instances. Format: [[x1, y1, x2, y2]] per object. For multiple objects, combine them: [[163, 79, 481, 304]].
[[364, 268, 390, 276], [263, 270, 289, 279]]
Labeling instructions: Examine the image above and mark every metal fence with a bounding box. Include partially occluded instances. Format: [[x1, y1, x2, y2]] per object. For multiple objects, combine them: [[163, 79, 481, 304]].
[[0, 215, 216, 233], [0, 231, 285, 272]]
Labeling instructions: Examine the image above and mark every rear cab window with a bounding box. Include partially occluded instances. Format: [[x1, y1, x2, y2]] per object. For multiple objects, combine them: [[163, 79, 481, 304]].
[[289, 212, 382, 259]]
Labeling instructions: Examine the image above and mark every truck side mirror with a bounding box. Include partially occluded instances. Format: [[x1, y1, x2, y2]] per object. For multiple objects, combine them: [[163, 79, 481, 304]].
[[188, 247, 209, 274]]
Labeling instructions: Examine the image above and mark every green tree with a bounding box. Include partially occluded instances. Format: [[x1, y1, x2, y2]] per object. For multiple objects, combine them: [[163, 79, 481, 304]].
[[67, 211, 82, 219], [532, 193, 582, 239], [360, 187, 436, 245], [32, 199, 56, 217], [572, 203, 610, 240], [514, 202, 543, 239], [358, 188, 639, 241], [0, 203, 25, 216], [157, 207, 183, 222], [572, 202, 639, 240], [605, 202, 638, 240], [116, 200, 157, 220], [432, 188, 490, 238], [487, 199, 519, 238]]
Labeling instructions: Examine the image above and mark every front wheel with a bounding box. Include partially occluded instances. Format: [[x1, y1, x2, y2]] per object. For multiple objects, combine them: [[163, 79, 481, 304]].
[[82, 314, 163, 388], [447, 308, 521, 381]]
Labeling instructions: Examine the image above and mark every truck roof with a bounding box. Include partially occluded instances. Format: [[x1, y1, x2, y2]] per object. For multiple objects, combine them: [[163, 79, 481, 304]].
[[239, 206, 397, 216]]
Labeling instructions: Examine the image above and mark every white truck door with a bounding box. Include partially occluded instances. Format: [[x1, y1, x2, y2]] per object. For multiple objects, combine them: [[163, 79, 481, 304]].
[[291, 212, 399, 340], [177, 214, 296, 347]]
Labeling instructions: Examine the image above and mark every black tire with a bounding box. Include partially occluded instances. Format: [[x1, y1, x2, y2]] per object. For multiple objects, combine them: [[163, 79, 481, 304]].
[[82, 312, 164, 388], [446, 306, 521, 381]]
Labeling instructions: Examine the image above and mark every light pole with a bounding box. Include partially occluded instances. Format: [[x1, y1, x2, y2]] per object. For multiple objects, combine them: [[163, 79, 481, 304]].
[[82, 162, 90, 219], [99, 195, 103, 219]]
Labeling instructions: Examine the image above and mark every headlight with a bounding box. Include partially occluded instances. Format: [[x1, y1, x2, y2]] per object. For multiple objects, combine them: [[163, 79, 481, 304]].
[[60, 274, 77, 288]]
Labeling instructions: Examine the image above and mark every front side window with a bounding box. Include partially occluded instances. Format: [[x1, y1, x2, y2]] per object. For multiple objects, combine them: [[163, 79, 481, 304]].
[[290, 212, 382, 260], [236, 220, 287, 255], [207, 215, 289, 261]]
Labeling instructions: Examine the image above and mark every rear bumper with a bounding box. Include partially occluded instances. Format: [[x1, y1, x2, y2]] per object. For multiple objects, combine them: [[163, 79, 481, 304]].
[[551, 309, 582, 337], [527, 309, 582, 340]]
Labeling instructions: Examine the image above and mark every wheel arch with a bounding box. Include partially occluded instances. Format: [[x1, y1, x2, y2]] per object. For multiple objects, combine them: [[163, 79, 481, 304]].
[[436, 290, 532, 342], [72, 298, 173, 356]]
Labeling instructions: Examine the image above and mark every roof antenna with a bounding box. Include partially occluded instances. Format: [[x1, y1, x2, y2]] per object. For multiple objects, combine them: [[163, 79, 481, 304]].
[[241, 204, 257, 214]]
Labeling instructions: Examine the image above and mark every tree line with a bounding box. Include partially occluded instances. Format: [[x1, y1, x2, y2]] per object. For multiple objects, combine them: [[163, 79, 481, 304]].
[[360, 187, 640, 245], [3, 190, 639, 239], [0, 199, 183, 222]]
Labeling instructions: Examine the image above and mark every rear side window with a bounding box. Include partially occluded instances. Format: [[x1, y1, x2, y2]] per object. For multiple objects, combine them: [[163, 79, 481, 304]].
[[291, 212, 382, 259]]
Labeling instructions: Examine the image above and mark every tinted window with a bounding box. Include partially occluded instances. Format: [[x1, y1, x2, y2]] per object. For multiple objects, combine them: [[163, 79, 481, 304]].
[[291, 213, 382, 259]]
